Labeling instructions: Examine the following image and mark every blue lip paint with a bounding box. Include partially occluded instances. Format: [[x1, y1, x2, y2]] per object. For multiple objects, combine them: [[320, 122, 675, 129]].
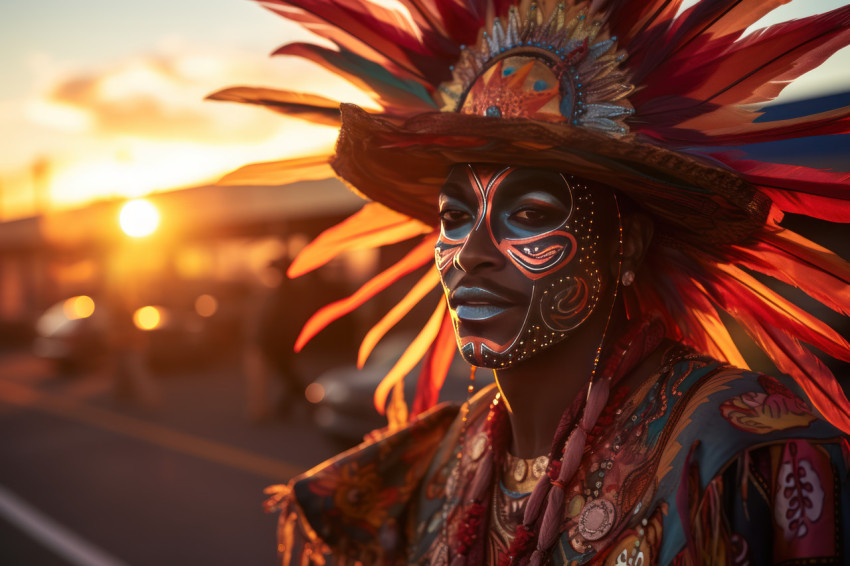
[[455, 304, 510, 321], [453, 286, 510, 303]]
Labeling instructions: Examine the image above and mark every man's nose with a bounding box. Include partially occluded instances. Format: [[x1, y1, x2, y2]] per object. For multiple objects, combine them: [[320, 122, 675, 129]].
[[453, 221, 504, 273]]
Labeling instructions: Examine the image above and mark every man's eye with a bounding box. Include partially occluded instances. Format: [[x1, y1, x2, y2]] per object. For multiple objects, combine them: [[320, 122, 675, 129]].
[[511, 208, 552, 225], [440, 209, 470, 226]]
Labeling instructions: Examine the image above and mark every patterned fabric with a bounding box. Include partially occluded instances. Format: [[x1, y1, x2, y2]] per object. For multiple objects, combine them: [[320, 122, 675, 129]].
[[267, 346, 849, 565]]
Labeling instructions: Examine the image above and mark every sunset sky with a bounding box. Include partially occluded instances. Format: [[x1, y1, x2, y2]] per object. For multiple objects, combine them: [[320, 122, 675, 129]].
[[1, 0, 848, 221]]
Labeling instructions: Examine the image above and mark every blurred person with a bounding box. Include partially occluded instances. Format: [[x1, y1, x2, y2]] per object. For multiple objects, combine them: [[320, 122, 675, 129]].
[[216, 0, 850, 563], [102, 244, 161, 409], [244, 256, 306, 422], [104, 296, 161, 408]]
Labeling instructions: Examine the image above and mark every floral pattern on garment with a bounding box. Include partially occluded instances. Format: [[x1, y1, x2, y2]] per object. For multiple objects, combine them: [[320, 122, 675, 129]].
[[719, 375, 817, 434], [268, 346, 849, 565], [671, 438, 843, 566]]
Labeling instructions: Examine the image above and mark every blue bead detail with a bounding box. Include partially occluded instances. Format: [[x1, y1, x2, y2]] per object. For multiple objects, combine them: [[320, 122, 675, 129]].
[[503, 67, 515, 76], [533, 80, 548, 91], [486, 106, 503, 118], [499, 480, 532, 499], [560, 88, 574, 117]]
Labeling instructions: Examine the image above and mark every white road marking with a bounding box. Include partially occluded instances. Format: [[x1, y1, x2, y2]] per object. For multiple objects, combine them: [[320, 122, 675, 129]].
[[0, 484, 131, 566]]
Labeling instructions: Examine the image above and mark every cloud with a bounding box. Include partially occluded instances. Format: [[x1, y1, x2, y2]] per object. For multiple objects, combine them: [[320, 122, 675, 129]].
[[0, 40, 368, 217], [1, 37, 391, 218], [28, 45, 290, 142]]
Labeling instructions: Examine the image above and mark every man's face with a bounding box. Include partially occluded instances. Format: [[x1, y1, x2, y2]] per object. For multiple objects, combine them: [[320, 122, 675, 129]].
[[435, 164, 604, 368]]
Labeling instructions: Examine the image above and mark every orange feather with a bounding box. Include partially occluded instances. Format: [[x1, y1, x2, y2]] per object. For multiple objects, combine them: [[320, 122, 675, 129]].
[[289, 204, 432, 278], [373, 300, 447, 414], [412, 311, 457, 415], [294, 235, 437, 351], [217, 154, 334, 187], [358, 267, 442, 367]]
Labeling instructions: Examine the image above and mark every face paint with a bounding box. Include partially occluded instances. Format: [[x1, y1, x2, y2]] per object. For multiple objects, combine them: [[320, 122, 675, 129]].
[[435, 164, 603, 368]]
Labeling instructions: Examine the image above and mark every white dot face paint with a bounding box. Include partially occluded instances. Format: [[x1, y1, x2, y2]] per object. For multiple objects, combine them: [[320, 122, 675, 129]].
[[436, 164, 604, 368]]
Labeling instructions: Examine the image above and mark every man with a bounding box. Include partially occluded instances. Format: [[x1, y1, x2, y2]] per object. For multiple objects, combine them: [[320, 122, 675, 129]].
[[214, 0, 850, 563]]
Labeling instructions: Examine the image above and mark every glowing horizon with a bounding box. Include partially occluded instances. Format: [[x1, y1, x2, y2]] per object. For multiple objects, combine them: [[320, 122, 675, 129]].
[[0, 2, 370, 221]]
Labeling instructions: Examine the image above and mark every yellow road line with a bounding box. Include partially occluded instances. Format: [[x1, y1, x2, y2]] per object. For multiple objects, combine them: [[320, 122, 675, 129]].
[[0, 380, 303, 482]]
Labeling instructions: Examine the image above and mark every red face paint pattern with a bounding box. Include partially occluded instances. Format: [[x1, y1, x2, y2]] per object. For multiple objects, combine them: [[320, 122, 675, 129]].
[[436, 165, 602, 368], [437, 167, 578, 278]]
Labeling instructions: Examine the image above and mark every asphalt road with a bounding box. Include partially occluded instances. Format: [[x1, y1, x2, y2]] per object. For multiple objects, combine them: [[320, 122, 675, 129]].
[[0, 351, 343, 566]]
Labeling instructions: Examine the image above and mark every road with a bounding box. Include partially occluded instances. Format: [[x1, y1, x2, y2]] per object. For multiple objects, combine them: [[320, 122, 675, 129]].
[[0, 350, 344, 566]]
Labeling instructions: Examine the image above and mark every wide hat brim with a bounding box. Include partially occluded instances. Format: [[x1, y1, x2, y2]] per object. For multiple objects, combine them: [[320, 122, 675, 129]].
[[332, 104, 771, 245]]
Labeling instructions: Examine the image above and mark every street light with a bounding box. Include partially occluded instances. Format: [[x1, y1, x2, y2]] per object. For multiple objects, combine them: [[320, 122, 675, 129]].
[[133, 306, 164, 331], [119, 199, 159, 237]]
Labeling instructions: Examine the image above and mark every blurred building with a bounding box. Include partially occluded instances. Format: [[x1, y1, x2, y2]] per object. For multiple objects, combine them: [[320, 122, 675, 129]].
[[0, 178, 400, 372]]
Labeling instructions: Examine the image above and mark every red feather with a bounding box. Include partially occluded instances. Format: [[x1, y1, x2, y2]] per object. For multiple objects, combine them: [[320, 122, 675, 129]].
[[634, 6, 850, 132], [605, 0, 683, 51], [412, 310, 456, 415], [707, 263, 850, 364], [259, 0, 460, 83], [628, 0, 791, 85], [273, 43, 437, 112], [729, 230, 850, 317], [710, 155, 850, 203], [734, 311, 850, 434], [760, 189, 850, 223], [665, 272, 748, 367], [639, 104, 850, 147], [260, 1, 427, 80]]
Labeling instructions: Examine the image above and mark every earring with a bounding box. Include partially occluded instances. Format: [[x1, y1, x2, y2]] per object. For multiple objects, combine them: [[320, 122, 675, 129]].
[[621, 270, 635, 287]]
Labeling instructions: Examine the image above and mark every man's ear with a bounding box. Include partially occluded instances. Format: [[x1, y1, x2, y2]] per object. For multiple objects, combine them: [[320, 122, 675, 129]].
[[612, 212, 654, 277]]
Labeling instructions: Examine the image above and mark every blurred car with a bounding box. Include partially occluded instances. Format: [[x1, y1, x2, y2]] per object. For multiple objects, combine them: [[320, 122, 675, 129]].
[[32, 295, 228, 375], [305, 334, 494, 445], [33, 295, 107, 374]]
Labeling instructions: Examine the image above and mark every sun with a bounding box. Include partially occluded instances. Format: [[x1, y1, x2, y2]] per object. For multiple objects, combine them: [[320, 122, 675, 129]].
[[119, 199, 160, 237]]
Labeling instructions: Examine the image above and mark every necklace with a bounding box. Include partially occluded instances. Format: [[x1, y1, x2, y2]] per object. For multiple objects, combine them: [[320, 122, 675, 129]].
[[489, 453, 550, 558], [503, 453, 550, 495]]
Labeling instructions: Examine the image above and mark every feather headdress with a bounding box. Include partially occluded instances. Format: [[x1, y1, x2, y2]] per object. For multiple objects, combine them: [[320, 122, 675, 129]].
[[211, 0, 850, 431]]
